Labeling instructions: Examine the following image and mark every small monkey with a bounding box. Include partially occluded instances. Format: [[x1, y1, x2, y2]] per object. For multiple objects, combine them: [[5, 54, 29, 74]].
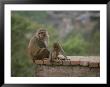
[[28, 29, 50, 62], [51, 42, 61, 61], [50, 42, 68, 62]]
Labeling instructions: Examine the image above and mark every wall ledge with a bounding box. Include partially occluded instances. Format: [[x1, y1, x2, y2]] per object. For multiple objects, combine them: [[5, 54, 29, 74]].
[[34, 56, 100, 68]]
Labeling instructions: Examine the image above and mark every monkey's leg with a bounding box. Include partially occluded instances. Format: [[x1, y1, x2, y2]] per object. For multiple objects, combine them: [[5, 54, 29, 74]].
[[32, 59, 35, 63], [35, 48, 50, 60], [41, 48, 50, 59]]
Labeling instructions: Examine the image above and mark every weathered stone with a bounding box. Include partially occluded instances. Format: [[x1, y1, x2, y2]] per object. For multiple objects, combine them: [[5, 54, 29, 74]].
[[80, 61, 89, 66], [34, 56, 100, 77], [70, 61, 80, 65], [62, 60, 71, 65], [88, 57, 100, 68], [89, 62, 99, 68], [68, 56, 80, 65], [35, 60, 43, 64], [80, 57, 89, 66], [43, 59, 51, 65], [35, 65, 100, 77], [52, 60, 63, 65], [34, 56, 100, 67]]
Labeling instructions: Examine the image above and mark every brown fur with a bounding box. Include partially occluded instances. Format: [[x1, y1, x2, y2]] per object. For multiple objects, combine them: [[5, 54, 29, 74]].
[[50, 42, 61, 62], [28, 29, 50, 62]]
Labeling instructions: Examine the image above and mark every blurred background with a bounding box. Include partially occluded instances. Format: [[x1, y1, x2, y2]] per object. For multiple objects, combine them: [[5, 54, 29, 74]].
[[11, 11, 100, 77]]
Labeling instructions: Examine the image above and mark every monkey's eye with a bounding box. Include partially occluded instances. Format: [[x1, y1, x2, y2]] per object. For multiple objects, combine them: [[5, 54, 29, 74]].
[[39, 32, 42, 34], [39, 32, 45, 34]]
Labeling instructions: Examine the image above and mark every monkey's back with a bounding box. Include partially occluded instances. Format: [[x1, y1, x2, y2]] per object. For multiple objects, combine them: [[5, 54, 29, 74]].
[[28, 36, 47, 58]]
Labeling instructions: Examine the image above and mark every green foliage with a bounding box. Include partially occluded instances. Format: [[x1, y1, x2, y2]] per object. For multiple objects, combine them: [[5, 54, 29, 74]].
[[12, 11, 48, 24], [63, 31, 100, 56], [63, 34, 90, 56], [11, 13, 41, 77]]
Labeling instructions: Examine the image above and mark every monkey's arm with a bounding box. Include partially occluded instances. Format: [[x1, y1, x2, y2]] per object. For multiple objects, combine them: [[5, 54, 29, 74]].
[[28, 36, 41, 57], [57, 41, 68, 59], [28, 36, 49, 57]]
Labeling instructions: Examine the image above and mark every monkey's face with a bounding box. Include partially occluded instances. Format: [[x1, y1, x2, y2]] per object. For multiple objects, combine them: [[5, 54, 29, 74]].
[[38, 31, 47, 40], [53, 43, 60, 52], [54, 47, 60, 51]]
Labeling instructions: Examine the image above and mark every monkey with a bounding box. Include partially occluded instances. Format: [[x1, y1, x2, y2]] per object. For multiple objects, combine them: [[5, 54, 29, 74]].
[[50, 42, 61, 62], [28, 29, 50, 63], [50, 42, 69, 62]]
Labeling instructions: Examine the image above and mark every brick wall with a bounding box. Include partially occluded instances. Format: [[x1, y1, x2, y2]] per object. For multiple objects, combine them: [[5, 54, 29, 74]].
[[34, 56, 100, 77]]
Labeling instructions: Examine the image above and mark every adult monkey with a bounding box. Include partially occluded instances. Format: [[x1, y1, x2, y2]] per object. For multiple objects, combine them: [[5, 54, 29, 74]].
[[28, 29, 50, 63]]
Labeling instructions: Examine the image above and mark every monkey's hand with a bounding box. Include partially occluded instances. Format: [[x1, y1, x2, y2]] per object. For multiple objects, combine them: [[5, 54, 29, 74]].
[[58, 55, 70, 60], [39, 48, 46, 53]]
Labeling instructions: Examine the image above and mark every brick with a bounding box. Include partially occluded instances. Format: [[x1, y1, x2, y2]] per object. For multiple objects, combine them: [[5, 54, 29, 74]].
[[67, 56, 81, 60], [62, 60, 71, 65], [43, 59, 51, 65], [68, 56, 80, 65], [80, 61, 89, 66], [35, 60, 43, 64], [80, 57, 89, 66], [70, 61, 80, 65], [89, 62, 99, 68], [88, 57, 100, 68], [89, 56, 100, 63]]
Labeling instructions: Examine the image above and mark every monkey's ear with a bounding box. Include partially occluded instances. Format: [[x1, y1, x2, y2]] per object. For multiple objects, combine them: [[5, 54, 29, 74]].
[[35, 30, 39, 38], [45, 30, 49, 37]]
